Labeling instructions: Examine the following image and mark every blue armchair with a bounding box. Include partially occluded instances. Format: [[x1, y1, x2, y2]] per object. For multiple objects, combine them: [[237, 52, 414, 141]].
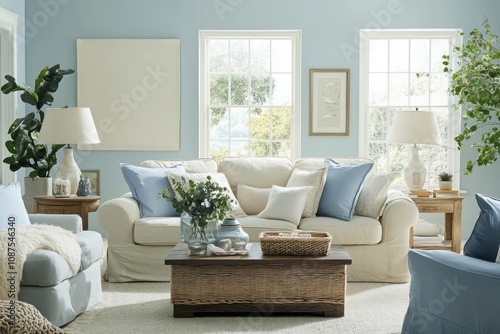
[[401, 249, 500, 333]]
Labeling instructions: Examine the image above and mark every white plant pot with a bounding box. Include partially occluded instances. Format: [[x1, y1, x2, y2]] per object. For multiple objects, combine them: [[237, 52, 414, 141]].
[[23, 177, 52, 213], [438, 181, 453, 190]]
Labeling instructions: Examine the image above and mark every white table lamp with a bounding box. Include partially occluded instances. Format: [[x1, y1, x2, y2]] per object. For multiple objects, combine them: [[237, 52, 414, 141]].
[[388, 109, 441, 190], [37, 107, 100, 195]]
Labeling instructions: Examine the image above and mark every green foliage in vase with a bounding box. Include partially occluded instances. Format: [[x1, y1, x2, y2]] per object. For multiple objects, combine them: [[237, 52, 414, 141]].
[[161, 175, 234, 228], [1, 64, 75, 178], [437, 171, 453, 182], [443, 19, 500, 174]]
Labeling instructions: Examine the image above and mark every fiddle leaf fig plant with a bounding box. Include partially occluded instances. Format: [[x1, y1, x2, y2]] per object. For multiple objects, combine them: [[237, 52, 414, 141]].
[[443, 19, 500, 174], [1, 64, 75, 178]]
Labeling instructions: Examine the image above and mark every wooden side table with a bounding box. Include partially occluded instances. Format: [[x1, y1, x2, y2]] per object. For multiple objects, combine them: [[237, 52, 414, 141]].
[[410, 196, 463, 253], [33, 195, 101, 231]]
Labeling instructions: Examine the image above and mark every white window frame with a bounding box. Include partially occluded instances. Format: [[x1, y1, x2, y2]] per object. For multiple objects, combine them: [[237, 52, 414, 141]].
[[359, 29, 462, 189], [199, 30, 301, 160], [0, 7, 18, 185]]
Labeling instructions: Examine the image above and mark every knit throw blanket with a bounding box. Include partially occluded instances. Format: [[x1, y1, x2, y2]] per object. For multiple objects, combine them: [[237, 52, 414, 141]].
[[0, 224, 81, 300]]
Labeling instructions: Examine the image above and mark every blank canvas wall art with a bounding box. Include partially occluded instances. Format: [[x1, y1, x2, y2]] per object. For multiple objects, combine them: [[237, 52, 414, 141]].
[[77, 39, 180, 150]]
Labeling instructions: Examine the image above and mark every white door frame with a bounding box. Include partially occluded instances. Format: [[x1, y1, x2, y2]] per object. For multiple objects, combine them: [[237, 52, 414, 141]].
[[0, 7, 18, 185]]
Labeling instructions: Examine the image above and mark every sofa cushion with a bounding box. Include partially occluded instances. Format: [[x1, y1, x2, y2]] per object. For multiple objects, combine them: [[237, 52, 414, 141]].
[[257, 185, 312, 226], [464, 193, 500, 262], [355, 171, 399, 219], [286, 167, 327, 217], [236, 183, 271, 215], [0, 182, 31, 230], [21, 231, 102, 286], [218, 157, 292, 195], [166, 171, 247, 218], [120, 163, 185, 218], [134, 217, 181, 245], [141, 158, 218, 173], [238, 216, 297, 241], [299, 215, 382, 245], [317, 158, 374, 221]]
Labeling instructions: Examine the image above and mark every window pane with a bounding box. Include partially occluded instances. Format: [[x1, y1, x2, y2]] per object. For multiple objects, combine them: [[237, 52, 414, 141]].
[[410, 39, 430, 73], [369, 73, 388, 106], [251, 75, 271, 105], [430, 73, 449, 105], [271, 74, 292, 106], [210, 108, 228, 137], [369, 107, 388, 141], [430, 39, 449, 73], [271, 39, 292, 72], [389, 39, 409, 72], [369, 39, 388, 72], [250, 40, 270, 73], [410, 74, 429, 106], [209, 39, 229, 72], [209, 141, 229, 161], [433, 107, 449, 143], [369, 142, 387, 170], [210, 74, 228, 105], [272, 141, 290, 158], [229, 108, 249, 139], [251, 109, 270, 140], [251, 141, 269, 156], [272, 108, 291, 140], [230, 141, 249, 156], [230, 74, 249, 105], [230, 39, 249, 73], [389, 73, 409, 105]]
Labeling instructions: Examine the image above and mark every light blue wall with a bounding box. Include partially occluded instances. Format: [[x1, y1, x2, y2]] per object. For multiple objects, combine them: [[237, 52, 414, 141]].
[[24, 0, 500, 237]]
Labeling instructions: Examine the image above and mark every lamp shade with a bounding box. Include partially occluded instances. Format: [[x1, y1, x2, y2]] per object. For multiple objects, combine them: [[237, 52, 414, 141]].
[[388, 110, 441, 145], [38, 107, 100, 145]]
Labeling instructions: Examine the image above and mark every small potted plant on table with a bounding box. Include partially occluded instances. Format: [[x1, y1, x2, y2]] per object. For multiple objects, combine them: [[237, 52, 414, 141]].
[[437, 172, 453, 190]]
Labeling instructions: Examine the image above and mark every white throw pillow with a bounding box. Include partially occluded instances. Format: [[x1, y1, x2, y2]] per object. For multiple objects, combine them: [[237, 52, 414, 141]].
[[257, 185, 312, 226], [413, 219, 443, 237], [286, 167, 327, 217], [167, 171, 247, 217], [236, 183, 271, 215], [0, 182, 31, 230], [355, 172, 399, 219]]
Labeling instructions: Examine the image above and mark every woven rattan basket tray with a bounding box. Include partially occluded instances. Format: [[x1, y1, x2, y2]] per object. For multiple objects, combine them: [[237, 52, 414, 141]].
[[259, 231, 332, 256]]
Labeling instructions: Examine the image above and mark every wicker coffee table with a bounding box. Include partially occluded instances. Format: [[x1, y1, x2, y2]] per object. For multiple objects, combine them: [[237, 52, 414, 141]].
[[164, 242, 352, 318]]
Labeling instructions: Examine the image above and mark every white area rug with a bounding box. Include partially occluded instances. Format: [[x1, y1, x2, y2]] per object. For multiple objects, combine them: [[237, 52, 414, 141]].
[[63, 282, 408, 334]]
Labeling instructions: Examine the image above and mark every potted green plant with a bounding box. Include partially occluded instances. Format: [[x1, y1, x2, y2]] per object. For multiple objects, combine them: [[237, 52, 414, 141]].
[[161, 175, 234, 255], [443, 19, 500, 174], [437, 172, 453, 190], [1, 64, 75, 211]]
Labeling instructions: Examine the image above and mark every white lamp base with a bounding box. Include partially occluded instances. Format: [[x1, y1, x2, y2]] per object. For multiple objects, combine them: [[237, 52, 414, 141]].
[[404, 146, 426, 190], [56, 146, 81, 195]]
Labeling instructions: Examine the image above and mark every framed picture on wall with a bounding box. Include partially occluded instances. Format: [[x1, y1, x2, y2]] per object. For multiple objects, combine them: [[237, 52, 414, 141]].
[[309, 69, 350, 136], [81, 170, 100, 196]]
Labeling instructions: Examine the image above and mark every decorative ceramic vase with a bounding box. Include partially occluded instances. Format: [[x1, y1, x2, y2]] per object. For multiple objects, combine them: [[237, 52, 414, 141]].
[[215, 218, 249, 250], [180, 212, 218, 255]]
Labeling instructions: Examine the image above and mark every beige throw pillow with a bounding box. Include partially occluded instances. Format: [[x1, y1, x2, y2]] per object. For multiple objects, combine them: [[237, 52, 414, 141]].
[[354, 172, 399, 219], [257, 185, 312, 226], [286, 167, 327, 217], [167, 171, 247, 218], [236, 183, 271, 215]]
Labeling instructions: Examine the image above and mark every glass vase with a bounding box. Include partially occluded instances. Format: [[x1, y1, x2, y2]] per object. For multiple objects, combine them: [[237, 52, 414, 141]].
[[180, 212, 218, 255]]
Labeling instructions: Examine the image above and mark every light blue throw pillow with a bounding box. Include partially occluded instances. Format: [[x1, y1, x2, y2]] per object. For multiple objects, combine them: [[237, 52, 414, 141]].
[[120, 163, 185, 218], [0, 182, 31, 230], [463, 193, 500, 262], [317, 158, 374, 221]]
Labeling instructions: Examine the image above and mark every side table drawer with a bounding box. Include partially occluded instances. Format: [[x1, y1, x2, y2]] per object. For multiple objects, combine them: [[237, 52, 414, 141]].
[[37, 205, 81, 215], [415, 203, 454, 213]]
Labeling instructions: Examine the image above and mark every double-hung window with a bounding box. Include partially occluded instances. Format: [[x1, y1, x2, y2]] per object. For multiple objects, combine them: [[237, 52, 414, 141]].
[[359, 30, 462, 189], [199, 31, 301, 161]]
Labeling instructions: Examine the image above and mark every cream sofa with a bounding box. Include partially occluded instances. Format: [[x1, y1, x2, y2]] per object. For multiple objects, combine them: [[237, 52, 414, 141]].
[[98, 157, 418, 283]]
